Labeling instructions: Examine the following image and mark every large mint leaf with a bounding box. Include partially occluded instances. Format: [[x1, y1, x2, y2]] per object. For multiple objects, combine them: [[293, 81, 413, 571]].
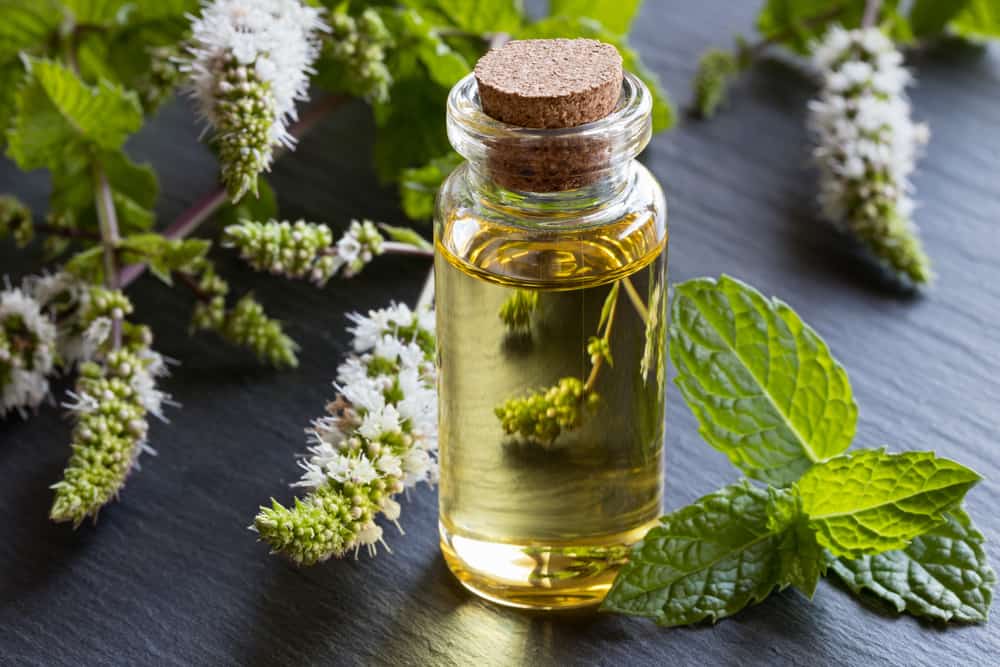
[[951, 0, 1000, 39], [373, 77, 452, 182], [6, 58, 142, 171], [549, 0, 642, 35], [796, 449, 982, 559], [670, 275, 857, 486], [0, 0, 61, 62], [518, 16, 674, 131], [831, 508, 996, 622], [602, 482, 805, 626]]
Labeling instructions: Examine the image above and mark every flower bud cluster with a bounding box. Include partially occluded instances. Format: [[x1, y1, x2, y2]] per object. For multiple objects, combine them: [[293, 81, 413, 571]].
[[494, 376, 598, 445], [498, 289, 538, 333], [326, 8, 393, 103], [0, 195, 33, 247], [223, 218, 385, 285], [50, 347, 167, 526]]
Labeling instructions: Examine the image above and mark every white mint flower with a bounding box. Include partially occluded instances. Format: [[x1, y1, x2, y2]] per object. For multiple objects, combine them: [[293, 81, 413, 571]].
[[808, 26, 932, 284], [0, 285, 57, 417], [185, 0, 329, 200]]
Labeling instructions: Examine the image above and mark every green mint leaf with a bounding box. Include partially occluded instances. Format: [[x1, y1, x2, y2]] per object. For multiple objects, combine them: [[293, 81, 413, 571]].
[[0, 0, 61, 63], [0, 61, 26, 148], [65, 246, 106, 283], [435, 0, 523, 34], [951, 0, 1000, 40], [908, 0, 971, 37], [670, 275, 857, 486], [518, 16, 675, 132], [374, 77, 452, 182], [602, 482, 801, 625], [831, 508, 996, 622], [6, 58, 143, 171], [119, 234, 211, 285], [398, 9, 470, 89], [766, 488, 825, 597], [378, 223, 432, 250], [399, 151, 461, 220], [796, 449, 982, 559], [756, 0, 864, 55], [50, 150, 157, 233], [549, 0, 642, 35]]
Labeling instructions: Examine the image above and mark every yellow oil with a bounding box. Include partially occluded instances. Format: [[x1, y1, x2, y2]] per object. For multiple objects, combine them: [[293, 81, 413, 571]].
[[435, 208, 667, 609]]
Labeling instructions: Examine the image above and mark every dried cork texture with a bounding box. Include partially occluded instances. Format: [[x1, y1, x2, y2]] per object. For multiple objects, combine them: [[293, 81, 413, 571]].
[[475, 39, 623, 128], [473, 39, 625, 192]]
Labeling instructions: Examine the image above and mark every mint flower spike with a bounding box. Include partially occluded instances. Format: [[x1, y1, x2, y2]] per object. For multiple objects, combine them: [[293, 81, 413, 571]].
[[223, 218, 385, 286], [808, 26, 932, 284], [49, 287, 172, 527], [498, 289, 538, 333], [326, 8, 393, 103], [253, 302, 437, 564], [185, 0, 329, 202], [222, 294, 299, 369], [692, 48, 739, 118], [0, 282, 57, 418], [0, 195, 34, 247]]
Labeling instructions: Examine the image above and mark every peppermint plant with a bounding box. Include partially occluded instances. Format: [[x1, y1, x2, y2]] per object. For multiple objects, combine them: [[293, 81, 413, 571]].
[[689, 0, 1000, 285], [0, 0, 672, 525], [602, 275, 995, 626]]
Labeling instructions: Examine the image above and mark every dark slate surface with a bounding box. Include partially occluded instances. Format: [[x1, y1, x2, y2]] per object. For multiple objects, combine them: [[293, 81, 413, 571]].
[[2, 2, 999, 665]]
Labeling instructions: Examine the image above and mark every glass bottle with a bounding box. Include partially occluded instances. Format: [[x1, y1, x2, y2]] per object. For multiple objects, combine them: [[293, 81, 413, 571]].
[[434, 71, 668, 610]]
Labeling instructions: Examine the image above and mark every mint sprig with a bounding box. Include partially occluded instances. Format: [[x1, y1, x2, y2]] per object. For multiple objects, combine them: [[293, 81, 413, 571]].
[[605, 275, 993, 626]]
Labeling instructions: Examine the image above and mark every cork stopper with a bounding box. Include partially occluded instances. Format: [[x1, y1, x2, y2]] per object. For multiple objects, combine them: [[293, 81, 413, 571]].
[[472, 39, 625, 192], [474, 39, 623, 129]]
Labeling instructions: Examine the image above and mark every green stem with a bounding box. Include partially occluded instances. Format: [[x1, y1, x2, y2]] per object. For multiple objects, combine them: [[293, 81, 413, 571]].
[[621, 276, 649, 323], [92, 161, 123, 347], [862, 0, 882, 28], [584, 284, 618, 395]]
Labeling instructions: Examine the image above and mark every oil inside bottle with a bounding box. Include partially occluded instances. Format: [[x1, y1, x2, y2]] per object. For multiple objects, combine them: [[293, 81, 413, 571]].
[[436, 206, 667, 609]]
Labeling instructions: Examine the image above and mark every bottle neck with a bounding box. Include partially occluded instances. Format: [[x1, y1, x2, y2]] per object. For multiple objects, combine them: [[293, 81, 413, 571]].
[[465, 160, 636, 216]]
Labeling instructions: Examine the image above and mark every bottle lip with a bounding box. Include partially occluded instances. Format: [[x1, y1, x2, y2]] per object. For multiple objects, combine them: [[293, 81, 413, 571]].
[[446, 71, 652, 166]]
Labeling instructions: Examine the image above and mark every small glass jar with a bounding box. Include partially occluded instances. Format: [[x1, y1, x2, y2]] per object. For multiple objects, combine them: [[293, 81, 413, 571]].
[[434, 71, 668, 610]]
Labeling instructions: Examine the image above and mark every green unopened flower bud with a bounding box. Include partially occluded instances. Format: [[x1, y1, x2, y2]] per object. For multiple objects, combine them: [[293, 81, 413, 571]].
[[494, 377, 596, 445], [221, 294, 299, 368], [692, 49, 739, 119], [0, 195, 33, 247], [498, 289, 538, 333]]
